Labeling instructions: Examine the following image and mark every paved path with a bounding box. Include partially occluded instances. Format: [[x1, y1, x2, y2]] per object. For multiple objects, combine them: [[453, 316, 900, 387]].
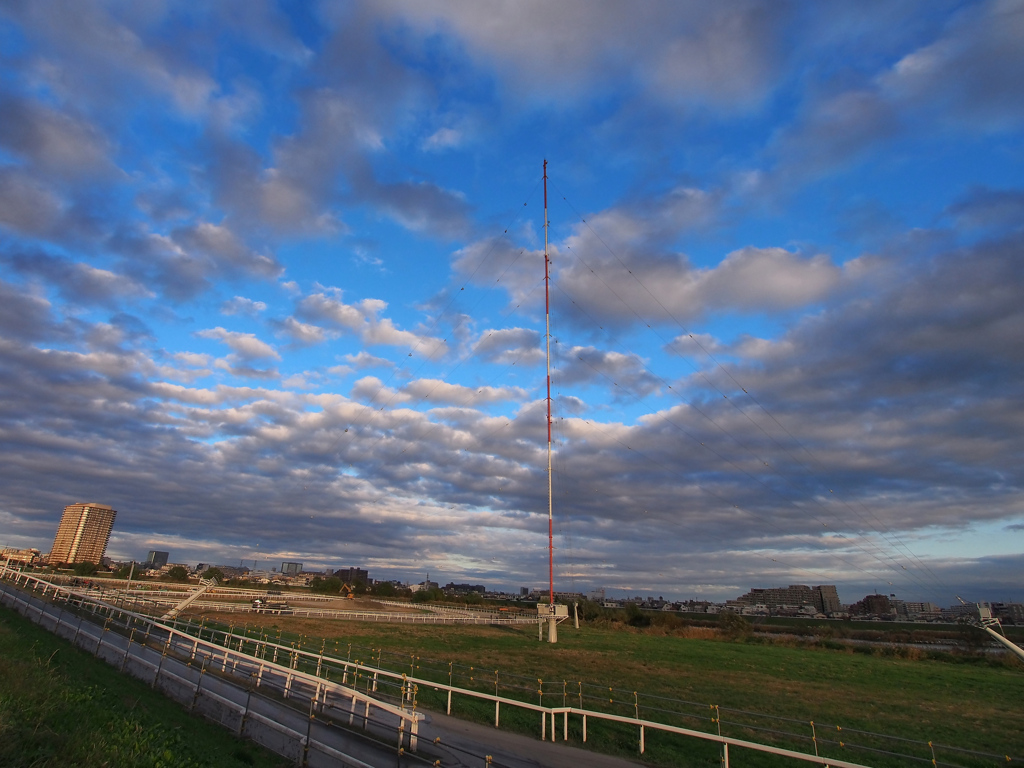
[[417, 708, 646, 768], [2, 580, 645, 768]]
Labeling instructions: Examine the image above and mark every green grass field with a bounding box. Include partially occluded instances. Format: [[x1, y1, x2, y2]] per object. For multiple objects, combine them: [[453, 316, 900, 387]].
[[0, 604, 288, 768], [201, 610, 1023, 767]]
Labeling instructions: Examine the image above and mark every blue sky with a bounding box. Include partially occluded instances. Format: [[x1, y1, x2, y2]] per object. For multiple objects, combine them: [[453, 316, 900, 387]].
[[1, 1, 1023, 606]]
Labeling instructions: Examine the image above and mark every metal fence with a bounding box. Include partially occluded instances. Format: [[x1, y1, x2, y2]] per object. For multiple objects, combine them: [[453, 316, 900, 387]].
[[0, 571, 428, 767], [3, 567, 1018, 767]]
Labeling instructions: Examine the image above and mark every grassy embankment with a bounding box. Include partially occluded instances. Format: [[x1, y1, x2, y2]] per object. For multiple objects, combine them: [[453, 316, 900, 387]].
[[0, 604, 287, 768], [194, 606, 1023, 767]]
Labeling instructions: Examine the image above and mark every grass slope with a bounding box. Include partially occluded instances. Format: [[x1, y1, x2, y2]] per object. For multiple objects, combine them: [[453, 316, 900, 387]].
[[0, 605, 287, 768]]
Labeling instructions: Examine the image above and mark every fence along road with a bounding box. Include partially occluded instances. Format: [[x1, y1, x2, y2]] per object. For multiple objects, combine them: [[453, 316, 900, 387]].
[[1, 568, 894, 768]]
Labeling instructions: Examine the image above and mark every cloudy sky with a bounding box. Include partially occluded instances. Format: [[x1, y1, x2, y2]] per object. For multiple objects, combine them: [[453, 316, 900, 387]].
[[2, 1, 1022, 606]]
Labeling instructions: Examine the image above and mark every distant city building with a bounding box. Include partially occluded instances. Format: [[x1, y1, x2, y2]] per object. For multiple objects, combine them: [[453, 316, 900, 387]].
[[1, 547, 41, 566], [49, 503, 116, 565], [444, 582, 485, 594], [281, 561, 302, 576], [732, 584, 841, 615], [334, 567, 368, 584], [147, 550, 169, 568], [814, 585, 841, 614], [520, 587, 530, 597], [850, 593, 894, 616], [408, 580, 438, 593]]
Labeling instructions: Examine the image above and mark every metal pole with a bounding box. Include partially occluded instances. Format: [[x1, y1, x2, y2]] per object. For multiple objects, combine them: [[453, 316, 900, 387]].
[[543, 159, 555, 645]]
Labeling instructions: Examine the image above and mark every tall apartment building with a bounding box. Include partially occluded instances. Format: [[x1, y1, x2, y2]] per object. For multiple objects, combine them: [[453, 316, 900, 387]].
[[281, 561, 302, 576], [147, 550, 169, 568], [49, 503, 116, 565], [732, 584, 841, 614], [334, 566, 369, 584]]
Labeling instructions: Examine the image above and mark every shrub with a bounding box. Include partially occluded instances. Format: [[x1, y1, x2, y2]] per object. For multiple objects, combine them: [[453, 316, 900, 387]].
[[72, 562, 98, 576], [166, 566, 189, 582], [718, 610, 752, 638]]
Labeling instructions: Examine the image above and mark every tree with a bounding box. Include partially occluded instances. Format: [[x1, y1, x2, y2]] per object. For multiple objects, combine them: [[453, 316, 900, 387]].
[[374, 582, 396, 598], [166, 565, 189, 582], [624, 602, 651, 627], [73, 561, 98, 576], [310, 576, 342, 594], [412, 587, 443, 603], [201, 567, 225, 582], [718, 610, 752, 638]]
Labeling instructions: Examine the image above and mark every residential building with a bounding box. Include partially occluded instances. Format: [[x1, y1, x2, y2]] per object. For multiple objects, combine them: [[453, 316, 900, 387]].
[[48, 503, 116, 565], [147, 550, 169, 568], [281, 561, 302, 576], [733, 584, 840, 614], [444, 582, 485, 594], [1, 547, 41, 565], [334, 567, 368, 584]]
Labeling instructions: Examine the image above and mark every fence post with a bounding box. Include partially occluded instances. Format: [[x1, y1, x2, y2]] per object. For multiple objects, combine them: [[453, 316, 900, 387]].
[[121, 628, 136, 672], [191, 658, 208, 712]]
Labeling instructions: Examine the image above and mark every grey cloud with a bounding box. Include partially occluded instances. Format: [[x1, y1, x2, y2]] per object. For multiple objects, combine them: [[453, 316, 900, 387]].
[[3, 0, 217, 116], [368, 0, 790, 110], [767, 0, 1024, 186], [207, 85, 469, 238], [0, 167, 63, 236], [0, 92, 113, 179], [473, 328, 543, 365], [343, 351, 395, 370], [3, 250, 152, 307], [557, 233, 840, 328], [360, 177, 471, 240], [221, 296, 267, 316], [0, 279, 68, 342], [108, 221, 282, 303], [172, 222, 282, 279], [879, 0, 1024, 127], [558, 346, 662, 399], [401, 379, 528, 407], [946, 186, 1024, 230], [273, 316, 330, 346], [770, 88, 900, 180], [197, 327, 280, 361]]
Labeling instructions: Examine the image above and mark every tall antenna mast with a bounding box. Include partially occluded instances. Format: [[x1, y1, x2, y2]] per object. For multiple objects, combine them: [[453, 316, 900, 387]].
[[544, 159, 553, 609]]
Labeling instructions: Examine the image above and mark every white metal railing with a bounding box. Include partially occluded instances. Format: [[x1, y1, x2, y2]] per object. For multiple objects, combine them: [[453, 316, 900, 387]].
[[5, 566, 1016, 767], [0, 567, 424, 758]]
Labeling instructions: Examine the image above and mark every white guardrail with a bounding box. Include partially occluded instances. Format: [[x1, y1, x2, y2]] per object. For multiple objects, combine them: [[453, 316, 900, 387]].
[[0, 567, 423, 762], [0, 565, 885, 768]]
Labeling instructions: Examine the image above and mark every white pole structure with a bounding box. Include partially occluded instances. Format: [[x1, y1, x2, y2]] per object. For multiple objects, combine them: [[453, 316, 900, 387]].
[[973, 600, 1024, 663], [544, 159, 557, 644]]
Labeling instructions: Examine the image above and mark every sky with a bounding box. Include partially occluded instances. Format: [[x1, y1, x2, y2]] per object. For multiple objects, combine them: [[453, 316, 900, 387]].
[[1, 1, 1023, 606]]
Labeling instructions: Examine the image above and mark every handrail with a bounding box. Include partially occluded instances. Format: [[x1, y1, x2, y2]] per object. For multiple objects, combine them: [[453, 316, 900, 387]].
[[5, 566, 1017, 767]]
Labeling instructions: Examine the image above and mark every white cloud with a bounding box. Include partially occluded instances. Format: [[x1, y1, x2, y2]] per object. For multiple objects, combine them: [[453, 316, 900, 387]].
[[221, 296, 268, 316], [196, 327, 280, 360]]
